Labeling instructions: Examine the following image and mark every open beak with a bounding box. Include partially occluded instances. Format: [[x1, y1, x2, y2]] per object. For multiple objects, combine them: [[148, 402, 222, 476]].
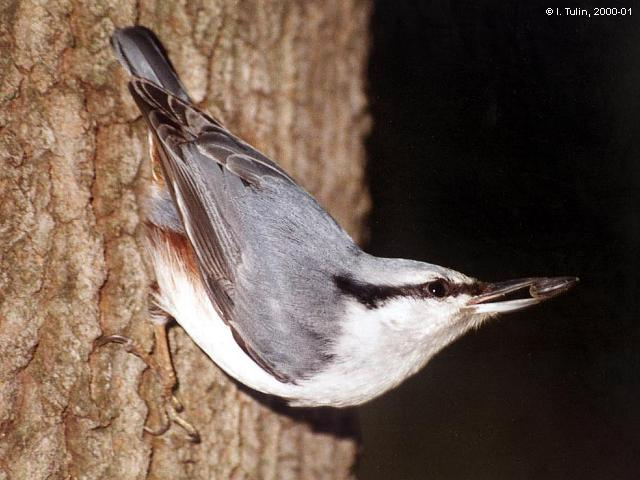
[[465, 276, 579, 314]]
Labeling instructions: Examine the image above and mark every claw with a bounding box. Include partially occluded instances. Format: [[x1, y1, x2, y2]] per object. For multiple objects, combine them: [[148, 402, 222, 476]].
[[95, 334, 132, 348], [94, 328, 201, 443], [171, 412, 201, 443], [143, 416, 171, 437]]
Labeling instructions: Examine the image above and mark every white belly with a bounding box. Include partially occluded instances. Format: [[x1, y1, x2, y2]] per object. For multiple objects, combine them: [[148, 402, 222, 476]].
[[149, 237, 298, 400]]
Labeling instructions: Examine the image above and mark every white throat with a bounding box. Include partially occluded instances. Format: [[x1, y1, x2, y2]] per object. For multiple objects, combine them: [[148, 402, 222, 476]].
[[293, 296, 470, 407]]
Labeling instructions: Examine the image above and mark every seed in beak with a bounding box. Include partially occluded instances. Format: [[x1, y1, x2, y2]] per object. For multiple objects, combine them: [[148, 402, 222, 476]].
[[466, 276, 579, 314]]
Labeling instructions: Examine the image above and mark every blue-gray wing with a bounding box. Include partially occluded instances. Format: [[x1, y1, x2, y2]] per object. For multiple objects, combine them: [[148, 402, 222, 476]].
[[129, 78, 357, 382]]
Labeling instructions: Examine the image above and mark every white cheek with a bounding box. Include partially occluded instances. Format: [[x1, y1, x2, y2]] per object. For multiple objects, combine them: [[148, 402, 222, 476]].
[[379, 297, 464, 338], [380, 298, 424, 331]]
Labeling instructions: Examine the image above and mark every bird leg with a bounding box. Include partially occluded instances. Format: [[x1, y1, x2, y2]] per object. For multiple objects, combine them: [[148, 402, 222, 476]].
[[95, 322, 200, 442]]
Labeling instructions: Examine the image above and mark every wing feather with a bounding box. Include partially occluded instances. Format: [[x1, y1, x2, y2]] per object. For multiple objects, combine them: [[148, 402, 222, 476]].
[[113, 29, 357, 383], [129, 77, 352, 383], [129, 79, 261, 319]]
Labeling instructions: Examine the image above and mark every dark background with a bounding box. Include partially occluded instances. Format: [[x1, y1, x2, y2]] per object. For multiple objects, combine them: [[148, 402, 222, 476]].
[[359, 1, 640, 479]]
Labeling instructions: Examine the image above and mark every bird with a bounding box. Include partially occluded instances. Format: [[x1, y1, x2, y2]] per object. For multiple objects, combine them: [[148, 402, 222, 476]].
[[105, 26, 577, 437]]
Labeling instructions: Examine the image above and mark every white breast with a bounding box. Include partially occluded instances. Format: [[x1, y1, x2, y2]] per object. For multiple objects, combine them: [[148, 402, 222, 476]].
[[149, 235, 298, 400], [292, 298, 440, 406]]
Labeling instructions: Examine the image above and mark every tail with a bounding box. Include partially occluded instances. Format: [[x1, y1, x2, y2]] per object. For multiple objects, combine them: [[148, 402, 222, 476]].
[[111, 26, 191, 103]]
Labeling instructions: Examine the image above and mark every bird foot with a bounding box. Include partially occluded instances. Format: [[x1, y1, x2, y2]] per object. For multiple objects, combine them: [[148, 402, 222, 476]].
[[95, 331, 200, 443]]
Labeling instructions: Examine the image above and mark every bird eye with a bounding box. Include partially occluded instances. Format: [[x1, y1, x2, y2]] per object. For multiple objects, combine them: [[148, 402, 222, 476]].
[[426, 279, 449, 298]]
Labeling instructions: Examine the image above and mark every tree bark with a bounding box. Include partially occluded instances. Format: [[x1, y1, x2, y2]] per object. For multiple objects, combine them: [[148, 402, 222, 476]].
[[0, 1, 370, 478]]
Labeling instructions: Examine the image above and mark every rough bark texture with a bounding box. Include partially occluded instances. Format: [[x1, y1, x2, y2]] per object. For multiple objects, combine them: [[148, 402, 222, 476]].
[[0, 1, 371, 478]]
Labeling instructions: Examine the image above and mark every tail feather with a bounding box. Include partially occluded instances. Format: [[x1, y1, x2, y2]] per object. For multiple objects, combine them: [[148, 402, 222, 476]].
[[111, 26, 191, 103]]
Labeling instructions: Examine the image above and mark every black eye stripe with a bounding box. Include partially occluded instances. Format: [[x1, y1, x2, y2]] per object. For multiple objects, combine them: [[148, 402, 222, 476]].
[[334, 275, 482, 310]]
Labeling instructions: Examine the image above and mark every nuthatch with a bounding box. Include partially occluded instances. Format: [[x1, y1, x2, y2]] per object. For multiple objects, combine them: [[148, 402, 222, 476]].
[[107, 26, 577, 430]]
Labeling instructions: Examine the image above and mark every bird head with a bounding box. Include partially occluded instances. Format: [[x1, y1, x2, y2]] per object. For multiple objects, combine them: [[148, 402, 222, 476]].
[[344, 256, 577, 342], [322, 256, 578, 406]]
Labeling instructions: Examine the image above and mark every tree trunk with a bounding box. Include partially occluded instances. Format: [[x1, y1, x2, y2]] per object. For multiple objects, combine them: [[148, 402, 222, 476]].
[[0, 1, 370, 478]]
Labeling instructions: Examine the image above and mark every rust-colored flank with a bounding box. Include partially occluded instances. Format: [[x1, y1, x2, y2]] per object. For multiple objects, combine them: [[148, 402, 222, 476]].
[[145, 221, 201, 280]]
